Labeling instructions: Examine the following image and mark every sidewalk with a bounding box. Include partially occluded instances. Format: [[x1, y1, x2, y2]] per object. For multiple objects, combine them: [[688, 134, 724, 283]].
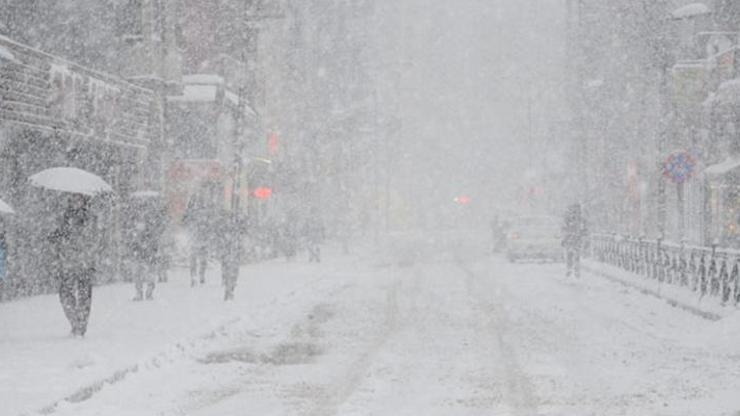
[[583, 259, 736, 321], [0, 253, 352, 416]]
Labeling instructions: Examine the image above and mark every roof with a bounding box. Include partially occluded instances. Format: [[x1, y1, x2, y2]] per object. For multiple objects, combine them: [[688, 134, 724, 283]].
[[168, 73, 257, 117], [672, 3, 711, 19], [182, 74, 225, 85], [704, 157, 740, 177]]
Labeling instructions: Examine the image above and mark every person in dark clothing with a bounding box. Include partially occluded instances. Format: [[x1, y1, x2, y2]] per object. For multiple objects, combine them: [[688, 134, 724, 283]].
[[562, 203, 587, 278], [0, 221, 7, 282], [156, 224, 172, 283], [490, 216, 507, 254], [280, 220, 298, 262], [304, 218, 325, 263], [183, 196, 212, 286], [49, 195, 99, 337], [216, 210, 241, 301], [127, 197, 167, 301]]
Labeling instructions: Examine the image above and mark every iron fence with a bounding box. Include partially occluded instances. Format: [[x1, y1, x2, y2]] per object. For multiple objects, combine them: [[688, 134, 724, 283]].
[[590, 234, 740, 306]]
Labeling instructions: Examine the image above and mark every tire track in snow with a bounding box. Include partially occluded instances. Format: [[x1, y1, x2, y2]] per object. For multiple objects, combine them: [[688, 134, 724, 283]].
[[456, 258, 540, 416], [305, 279, 400, 416]]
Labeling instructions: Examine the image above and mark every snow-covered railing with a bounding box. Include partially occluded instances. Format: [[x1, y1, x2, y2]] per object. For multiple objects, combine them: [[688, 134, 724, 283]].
[[590, 234, 740, 306], [0, 35, 158, 148]]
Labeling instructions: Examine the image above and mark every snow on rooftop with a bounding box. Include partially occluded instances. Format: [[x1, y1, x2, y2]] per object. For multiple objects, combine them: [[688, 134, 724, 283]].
[[168, 84, 257, 116], [182, 74, 225, 85], [168, 84, 219, 103], [671, 3, 711, 19], [704, 157, 740, 177], [711, 78, 740, 106], [0, 45, 19, 63]]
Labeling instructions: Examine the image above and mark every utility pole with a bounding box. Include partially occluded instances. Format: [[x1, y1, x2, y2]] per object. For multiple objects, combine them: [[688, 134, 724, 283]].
[[233, 1, 284, 220]]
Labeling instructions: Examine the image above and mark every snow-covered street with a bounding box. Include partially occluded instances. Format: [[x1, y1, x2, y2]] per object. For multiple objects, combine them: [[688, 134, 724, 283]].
[[5, 1, 740, 415], [4, 239, 739, 416]]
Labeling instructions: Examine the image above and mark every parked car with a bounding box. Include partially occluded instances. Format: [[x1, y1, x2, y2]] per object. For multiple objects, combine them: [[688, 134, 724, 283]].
[[506, 215, 563, 262]]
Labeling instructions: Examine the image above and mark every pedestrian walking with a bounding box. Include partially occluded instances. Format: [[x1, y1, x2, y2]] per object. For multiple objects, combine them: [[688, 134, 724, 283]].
[[157, 224, 173, 283], [279, 220, 298, 262], [216, 210, 241, 301], [562, 203, 587, 278], [125, 194, 167, 301], [183, 195, 212, 286], [0, 202, 11, 287], [490, 215, 507, 254], [0, 221, 7, 282], [304, 217, 325, 263], [49, 195, 99, 337]]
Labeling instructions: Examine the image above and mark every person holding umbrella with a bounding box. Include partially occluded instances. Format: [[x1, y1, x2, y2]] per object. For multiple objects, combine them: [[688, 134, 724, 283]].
[[31, 167, 111, 337], [49, 194, 100, 336]]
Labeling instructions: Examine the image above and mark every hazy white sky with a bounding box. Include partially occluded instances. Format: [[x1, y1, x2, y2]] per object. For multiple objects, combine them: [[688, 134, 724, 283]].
[[375, 0, 567, 221]]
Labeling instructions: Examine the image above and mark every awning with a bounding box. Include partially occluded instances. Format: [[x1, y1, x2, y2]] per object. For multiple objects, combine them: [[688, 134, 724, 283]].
[[704, 157, 740, 177]]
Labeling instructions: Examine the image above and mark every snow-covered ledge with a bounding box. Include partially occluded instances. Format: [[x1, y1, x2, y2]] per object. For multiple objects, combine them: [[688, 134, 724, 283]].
[[671, 2, 711, 20]]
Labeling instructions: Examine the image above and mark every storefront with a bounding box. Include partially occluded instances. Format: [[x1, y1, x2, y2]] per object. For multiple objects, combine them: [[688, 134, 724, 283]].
[[0, 36, 160, 297], [704, 158, 740, 247], [166, 74, 258, 223]]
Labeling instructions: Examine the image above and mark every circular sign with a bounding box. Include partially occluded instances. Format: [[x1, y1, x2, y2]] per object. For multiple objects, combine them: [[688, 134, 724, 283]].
[[663, 151, 696, 184]]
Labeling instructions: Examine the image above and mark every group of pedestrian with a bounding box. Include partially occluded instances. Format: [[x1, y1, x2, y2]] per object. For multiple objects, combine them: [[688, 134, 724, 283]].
[[181, 196, 245, 300], [6, 185, 330, 338], [245, 216, 326, 263]]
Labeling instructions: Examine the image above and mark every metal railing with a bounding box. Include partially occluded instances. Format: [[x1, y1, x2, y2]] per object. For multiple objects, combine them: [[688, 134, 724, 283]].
[[590, 234, 740, 306]]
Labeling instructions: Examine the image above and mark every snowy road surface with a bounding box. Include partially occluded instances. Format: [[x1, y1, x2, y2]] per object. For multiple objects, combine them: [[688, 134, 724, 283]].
[[5, 241, 740, 415]]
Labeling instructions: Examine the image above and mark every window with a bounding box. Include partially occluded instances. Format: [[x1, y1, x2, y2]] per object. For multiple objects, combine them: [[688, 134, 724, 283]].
[[118, 0, 143, 40]]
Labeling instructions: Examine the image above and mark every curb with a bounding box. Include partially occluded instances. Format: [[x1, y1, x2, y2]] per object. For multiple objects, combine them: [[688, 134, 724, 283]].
[[33, 316, 243, 416], [583, 264, 723, 321]]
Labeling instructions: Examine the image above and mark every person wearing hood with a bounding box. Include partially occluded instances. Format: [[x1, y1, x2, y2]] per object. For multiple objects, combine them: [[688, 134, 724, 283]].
[[562, 203, 587, 278], [49, 194, 100, 337]]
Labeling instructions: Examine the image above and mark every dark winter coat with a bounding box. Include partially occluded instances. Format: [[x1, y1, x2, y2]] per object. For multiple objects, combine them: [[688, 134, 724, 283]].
[[127, 206, 167, 264], [49, 206, 99, 274], [303, 220, 325, 245], [215, 211, 241, 266], [183, 201, 213, 249], [0, 232, 7, 280], [562, 209, 587, 250]]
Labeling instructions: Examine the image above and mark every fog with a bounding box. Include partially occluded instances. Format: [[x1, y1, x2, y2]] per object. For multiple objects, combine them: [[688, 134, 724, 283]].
[[2, 1, 740, 414], [384, 0, 567, 226]]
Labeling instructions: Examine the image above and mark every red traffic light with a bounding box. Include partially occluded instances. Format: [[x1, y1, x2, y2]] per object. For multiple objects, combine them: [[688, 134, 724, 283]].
[[253, 187, 273, 200], [454, 195, 472, 205], [268, 132, 280, 155]]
